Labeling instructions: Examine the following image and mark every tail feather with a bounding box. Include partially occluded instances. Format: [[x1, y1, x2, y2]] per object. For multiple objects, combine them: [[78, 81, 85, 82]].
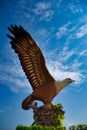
[[22, 94, 34, 110]]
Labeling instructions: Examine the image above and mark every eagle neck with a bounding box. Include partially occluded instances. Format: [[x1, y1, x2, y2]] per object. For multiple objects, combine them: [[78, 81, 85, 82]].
[[55, 80, 68, 93]]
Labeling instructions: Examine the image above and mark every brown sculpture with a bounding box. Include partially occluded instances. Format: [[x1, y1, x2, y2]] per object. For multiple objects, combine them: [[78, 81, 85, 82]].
[[7, 25, 75, 110]]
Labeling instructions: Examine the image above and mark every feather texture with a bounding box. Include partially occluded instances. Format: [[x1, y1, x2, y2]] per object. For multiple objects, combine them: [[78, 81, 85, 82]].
[[7, 25, 55, 90]]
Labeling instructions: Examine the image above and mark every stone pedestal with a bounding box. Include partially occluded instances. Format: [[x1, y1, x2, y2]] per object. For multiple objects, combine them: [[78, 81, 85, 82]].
[[16, 103, 66, 130], [32, 103, 65, 128]]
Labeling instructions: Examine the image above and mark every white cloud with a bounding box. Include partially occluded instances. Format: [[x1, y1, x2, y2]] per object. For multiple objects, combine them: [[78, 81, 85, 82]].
[[14, 1, 54, 23], [79, 50, 87, 56], [56, 0, 62, 9], [0, 107, 12, 113], [56, 22, 71, 39], [68, 3, 83, 14], [35, 2, 51, 11], [44, 43, 84, 86], [69, 61, 83, 71], [58, 50, 75, 63], [33, 2, 54, 21], [80, 15, 87, 23], [47, 61, 82, 84], [0, 46, 32, 93], [75, 24, 87, 38], [0, 63, 31, 93], [56, 15, 87, 44], [56, 27, 67, 39]]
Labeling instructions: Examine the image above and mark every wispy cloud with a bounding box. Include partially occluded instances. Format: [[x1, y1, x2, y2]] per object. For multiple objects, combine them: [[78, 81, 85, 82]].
[[33, 1, 54, 21], [0, 63, 30, 93], [79, 50, 87, 56], [56, 22, 71, 39], [44, 16, 87, 87], [0, 45, 32, 93], [80, 15, 87, 23], [0, 107, 12, 113], [56, 0, 62, 9], [75, 24, 87, 38], [56, 14, 87, 41], [46, 58, 82, 85], [56, 0, 83, 15], [13, 1, 54, 27], [67, 3, 83, 14]]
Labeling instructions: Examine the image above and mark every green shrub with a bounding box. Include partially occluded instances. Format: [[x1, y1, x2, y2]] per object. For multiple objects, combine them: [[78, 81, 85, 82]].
[[16, 125, 66, 130]]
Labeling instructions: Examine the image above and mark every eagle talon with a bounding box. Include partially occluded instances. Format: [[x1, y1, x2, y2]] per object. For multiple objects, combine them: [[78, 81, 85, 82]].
[[34, 102, 38, 107], [30, 102, 38, 109], [44, 103, 53, 110]]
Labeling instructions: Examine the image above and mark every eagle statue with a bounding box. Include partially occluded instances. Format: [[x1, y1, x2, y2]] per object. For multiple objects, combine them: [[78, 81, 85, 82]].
[[7, 25, 75, 110]]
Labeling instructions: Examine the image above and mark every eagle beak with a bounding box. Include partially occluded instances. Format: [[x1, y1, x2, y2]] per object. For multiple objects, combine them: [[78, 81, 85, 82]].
[[71, 79, 75, 82]]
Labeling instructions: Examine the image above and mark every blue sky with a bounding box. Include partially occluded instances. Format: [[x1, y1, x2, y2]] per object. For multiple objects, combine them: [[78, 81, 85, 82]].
[[0, 0, 87, 130]]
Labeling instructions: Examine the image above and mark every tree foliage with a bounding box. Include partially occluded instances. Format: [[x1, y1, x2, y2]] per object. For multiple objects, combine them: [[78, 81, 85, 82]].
[[69, 124, 87, 130]]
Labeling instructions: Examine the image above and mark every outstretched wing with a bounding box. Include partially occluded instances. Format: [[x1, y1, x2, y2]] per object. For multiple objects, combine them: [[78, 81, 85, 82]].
[[7, 25, 55, 90]]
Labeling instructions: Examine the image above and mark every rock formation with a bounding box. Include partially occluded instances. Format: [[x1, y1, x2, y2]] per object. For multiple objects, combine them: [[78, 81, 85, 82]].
[[31, 103, 65, 128]]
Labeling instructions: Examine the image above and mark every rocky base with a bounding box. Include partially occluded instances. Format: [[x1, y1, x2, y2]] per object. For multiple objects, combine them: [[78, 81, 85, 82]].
[[31, 103, 65, 128]]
